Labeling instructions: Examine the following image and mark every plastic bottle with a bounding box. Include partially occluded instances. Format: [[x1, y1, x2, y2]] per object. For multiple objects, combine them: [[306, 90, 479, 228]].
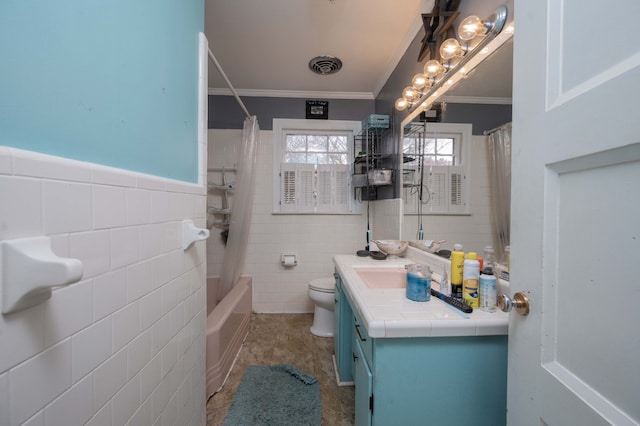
[[405, 264, 431, 302], [462, 252, 480, 308], [499, 245, 511, 281], [479, 267, 497, 312], [483, 245, 497, 272], [440, 267, 450, 297], [450, 244, 465, 299]]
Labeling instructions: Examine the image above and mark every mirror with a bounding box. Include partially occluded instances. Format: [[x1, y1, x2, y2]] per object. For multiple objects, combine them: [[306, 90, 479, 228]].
[[399, 35, 513, 257]]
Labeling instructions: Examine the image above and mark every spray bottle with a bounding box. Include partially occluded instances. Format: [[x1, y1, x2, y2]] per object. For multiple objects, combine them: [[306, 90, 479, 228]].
[[450, 244, 464, 299]]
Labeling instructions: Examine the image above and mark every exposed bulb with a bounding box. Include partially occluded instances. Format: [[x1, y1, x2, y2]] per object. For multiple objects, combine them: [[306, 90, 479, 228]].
[[402, 86, 419, 101], [395, 97, 409, 111], [458, 15, 485, 41], [440, 38, 463, 60], [411, 73, 428, 90], [423, 60, 444, 78]]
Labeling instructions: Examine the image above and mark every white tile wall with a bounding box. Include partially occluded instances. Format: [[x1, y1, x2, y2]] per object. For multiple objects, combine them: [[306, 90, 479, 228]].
[[206, 129, 495, 313], [206, 129, 367, 313], [402, 135, 495, 255], [0, 147, 207, 425]]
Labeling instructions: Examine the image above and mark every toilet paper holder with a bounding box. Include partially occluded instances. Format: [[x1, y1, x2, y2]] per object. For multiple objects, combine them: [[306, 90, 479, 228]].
[[281, 254, 297, 267]]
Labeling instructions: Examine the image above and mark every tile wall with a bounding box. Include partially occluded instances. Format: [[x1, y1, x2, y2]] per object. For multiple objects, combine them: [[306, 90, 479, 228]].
[[206, 130, 368, 313], [0, 147, 208, 426], [401, 135, 494, 254], [206, 130, 493, 313]]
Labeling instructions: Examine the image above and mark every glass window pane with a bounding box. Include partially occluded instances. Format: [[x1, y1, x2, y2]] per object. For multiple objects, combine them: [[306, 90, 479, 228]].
[[307, 135, 327, 152], [286, 135, 307, 151], [422, 155, 438, 166], [284, 153, 306, 163], [329, 153, 348, 164], [403, 138, 417, 154], [329, 136, 348, 152], [436, 155, 453, 165], [307, 153, 328, 164], [437, 138, 454, 155], [423, 139, 436, 155]]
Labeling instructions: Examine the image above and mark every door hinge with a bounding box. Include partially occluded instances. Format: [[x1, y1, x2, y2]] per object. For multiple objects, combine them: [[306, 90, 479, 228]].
[[369, 394, 374, 413]]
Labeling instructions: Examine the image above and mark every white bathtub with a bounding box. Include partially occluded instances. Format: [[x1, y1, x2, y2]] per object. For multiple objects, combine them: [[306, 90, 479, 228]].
[[205, 276, 252, 398]]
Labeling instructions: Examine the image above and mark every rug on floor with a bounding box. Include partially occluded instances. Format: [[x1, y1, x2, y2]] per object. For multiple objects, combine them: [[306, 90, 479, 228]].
[[223, 364, 321, 426]]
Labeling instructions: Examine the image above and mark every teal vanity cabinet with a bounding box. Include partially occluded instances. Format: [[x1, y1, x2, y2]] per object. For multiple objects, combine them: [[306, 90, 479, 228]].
[[337, 271, 508, 426], [333, 273, 353, 384]]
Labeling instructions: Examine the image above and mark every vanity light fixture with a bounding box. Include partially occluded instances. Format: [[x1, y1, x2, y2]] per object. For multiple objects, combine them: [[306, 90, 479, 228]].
[[395, 5, 508, 112]]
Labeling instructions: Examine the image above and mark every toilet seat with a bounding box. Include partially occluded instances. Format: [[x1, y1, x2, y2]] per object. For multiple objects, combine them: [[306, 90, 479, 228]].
[[309, 277, 335, 293]]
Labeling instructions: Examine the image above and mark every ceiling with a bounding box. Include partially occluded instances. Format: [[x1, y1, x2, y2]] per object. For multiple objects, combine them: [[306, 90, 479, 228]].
[[204, 0, 512, 102]]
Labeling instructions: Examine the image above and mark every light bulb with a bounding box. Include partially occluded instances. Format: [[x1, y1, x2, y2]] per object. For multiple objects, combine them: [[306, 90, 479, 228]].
[[402, 86, 418, 101], [395, 97, 409, 111], [411, 73, 428, 90], [423, 60, 444, 78], [458, 15, 485, 41], [440, 38, 463, 60]]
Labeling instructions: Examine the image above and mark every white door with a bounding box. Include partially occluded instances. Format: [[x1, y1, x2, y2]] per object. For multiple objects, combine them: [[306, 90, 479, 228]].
[[508, 0, 640, 424]]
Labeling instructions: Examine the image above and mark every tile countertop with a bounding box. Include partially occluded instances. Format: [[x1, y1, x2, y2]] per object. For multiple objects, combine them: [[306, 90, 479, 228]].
[[333, 247, 509, 339]]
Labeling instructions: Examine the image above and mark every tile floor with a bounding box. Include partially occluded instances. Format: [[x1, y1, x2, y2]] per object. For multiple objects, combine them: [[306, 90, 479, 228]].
[[206, 313, 355, 425]]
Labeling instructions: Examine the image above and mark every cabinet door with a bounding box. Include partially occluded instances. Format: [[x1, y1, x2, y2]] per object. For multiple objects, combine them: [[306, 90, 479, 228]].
[[333, 274, 353, 383], [353, 338, 372, 426]]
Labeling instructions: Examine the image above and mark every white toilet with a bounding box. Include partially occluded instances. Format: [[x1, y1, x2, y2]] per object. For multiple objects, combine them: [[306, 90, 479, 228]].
[[308, 276, 335, 337]]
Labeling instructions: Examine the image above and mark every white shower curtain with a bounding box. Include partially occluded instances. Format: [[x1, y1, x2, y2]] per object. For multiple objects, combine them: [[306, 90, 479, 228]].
[[486, 122, 512, 260], [219, 116, 259, 298]]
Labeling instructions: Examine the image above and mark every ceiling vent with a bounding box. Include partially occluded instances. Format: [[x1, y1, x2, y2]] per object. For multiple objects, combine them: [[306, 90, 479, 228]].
[[309, 55, 343, 75]]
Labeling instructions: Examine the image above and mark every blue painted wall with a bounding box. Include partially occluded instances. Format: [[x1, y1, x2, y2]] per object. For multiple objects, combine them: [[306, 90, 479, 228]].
[[208, 96, 375, 130], [0, 0, 204, 182]]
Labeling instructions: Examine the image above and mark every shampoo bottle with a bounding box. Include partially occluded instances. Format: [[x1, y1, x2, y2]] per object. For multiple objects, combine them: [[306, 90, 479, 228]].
[[450, 244, 465, 299], [483, 245, 497, 272], [479, 267, 497, 312], [462, 252, 480, 308]]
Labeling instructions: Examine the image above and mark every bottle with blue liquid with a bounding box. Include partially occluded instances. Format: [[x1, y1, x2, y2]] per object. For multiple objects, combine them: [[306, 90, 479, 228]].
[[405, 264, 431, 302]]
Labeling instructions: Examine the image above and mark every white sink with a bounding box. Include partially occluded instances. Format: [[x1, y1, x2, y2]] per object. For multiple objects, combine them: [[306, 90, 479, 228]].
[[354, 266, 407, 289]]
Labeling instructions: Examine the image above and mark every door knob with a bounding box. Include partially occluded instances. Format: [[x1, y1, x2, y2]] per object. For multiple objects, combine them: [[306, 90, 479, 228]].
[[497, 292, 530, 316]]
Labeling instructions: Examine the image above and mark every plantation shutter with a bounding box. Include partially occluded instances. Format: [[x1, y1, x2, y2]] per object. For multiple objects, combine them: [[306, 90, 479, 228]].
[[448, 165, 467, 213], [280, 163, 315, 212], [316, 164, 349, 213], [405, 166, 466, 214], [425, 167, 449, 213]]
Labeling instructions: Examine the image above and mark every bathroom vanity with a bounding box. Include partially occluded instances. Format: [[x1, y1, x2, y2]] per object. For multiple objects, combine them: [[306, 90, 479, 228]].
[[333, 251, 509, 426]]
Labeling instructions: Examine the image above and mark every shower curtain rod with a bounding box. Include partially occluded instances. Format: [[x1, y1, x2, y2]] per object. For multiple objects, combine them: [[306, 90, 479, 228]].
[[483, 122, 512, 136], [207, 47, 252, 120]]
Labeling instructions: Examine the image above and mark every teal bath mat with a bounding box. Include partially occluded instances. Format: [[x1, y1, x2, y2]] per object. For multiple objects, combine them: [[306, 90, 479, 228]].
[[223, 364, 321, 426]]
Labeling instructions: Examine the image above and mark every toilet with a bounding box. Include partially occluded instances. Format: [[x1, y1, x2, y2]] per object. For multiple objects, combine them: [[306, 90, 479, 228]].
[[308, 276, 335, 337]]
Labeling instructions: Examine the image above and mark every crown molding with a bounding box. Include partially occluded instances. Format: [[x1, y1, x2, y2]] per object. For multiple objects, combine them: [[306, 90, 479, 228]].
[[440, 95, 512, 105], [207, 88, 374, 100]]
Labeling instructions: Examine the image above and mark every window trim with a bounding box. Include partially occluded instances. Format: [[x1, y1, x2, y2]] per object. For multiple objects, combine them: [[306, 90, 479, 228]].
[[402, 122, 472, 215], [272, 118, 361, 214]]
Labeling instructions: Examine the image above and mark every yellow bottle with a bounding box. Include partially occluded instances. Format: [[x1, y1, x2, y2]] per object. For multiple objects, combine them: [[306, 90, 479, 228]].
[[463, 252, 480, 308], [450, 244, 465, 299]]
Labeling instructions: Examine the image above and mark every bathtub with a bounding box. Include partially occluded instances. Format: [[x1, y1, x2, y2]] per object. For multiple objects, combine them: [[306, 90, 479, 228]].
[[206, 276, 252, 399]]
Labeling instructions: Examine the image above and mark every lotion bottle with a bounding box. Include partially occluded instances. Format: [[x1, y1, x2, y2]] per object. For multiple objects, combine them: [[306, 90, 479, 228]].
[[462, 252, 480, 308]]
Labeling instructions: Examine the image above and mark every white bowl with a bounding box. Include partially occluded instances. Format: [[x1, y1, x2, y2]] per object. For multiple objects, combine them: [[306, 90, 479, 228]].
[[408, 240, 443, 253], [373, 240, 408, 258]]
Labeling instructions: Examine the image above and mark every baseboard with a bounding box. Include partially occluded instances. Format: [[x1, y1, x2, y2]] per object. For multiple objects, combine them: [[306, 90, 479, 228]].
[[332, 354, 354, 387]]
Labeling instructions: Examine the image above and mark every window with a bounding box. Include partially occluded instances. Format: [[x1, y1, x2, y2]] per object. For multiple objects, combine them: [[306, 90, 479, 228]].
[[402, 123, 471, 215], [273, 119, 361, 214]]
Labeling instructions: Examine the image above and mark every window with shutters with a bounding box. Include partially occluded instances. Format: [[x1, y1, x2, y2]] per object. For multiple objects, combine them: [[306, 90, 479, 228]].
[[272, 119, 361, 214], [402, 123, 471, 215]]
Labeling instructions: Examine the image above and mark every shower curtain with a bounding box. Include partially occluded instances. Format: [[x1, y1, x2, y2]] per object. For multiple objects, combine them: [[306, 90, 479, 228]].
[[219, 116, 259, 299], [486, 122, 512, 260]]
